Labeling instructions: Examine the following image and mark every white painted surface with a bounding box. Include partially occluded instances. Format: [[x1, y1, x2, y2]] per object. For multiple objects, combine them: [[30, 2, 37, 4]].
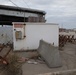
[[13, 23, 59, 51], [0, 27, 13, 44]]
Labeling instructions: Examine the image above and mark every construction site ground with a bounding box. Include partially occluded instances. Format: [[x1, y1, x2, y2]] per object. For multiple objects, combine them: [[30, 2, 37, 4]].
[[0, 42, 76, 75]]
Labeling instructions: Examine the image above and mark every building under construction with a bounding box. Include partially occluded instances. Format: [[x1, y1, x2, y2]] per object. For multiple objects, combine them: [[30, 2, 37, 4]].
[[0, 5, 46, 25]]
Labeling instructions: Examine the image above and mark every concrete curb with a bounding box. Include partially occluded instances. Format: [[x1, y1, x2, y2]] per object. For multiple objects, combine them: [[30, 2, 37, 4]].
[[37, 69, 76, 75]]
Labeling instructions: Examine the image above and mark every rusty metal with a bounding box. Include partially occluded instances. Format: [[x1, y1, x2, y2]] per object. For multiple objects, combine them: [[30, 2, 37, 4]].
[[0, 56, 9, 65], [0, 44, 5, 52], [59, 35, 75, 48], [0, 43, 13, 65]]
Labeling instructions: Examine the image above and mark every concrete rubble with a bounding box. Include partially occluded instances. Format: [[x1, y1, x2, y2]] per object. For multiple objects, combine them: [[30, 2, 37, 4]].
[[37, 40, 62, 68], [17, 57, 29, 62]]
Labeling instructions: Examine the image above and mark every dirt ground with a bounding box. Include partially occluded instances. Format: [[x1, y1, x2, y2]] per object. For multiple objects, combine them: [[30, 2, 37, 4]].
[[0, 42, 76, 75]]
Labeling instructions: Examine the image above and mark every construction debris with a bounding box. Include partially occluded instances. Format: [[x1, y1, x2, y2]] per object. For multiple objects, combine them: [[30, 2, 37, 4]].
[[27, 60, 38, 64], [18, 57, 29, 63], [59, 35, 76, 48], [0, 56, 8, 65], [0, 43, 12, 65], [37, 40, 62, 68]]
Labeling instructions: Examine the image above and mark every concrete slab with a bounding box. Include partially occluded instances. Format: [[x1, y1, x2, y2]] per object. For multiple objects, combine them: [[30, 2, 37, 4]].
[[37, 40, 62, 68]]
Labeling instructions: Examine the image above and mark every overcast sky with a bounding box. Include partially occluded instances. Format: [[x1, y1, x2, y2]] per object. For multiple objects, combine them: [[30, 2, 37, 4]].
[[0, 0, 76, 29]]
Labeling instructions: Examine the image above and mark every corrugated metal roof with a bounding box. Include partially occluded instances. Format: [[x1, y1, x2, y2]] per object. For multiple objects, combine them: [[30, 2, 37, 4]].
[[0, 5, 46, 15]]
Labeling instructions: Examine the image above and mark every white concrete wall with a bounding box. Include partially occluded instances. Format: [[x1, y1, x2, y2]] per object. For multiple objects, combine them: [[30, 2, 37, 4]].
[[0, 27, 13, 44], [13, 23, 59, 51]]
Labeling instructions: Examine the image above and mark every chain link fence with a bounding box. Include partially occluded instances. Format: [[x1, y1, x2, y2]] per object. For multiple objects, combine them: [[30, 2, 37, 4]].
[[0, 26, 13, 45]]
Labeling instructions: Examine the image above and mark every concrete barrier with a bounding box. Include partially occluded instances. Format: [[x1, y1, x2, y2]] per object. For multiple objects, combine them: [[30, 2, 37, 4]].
[[37, 40, 62, 68]]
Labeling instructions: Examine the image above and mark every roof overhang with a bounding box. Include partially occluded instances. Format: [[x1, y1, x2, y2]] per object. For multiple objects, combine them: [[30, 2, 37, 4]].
[[0, 5, 46, 15]]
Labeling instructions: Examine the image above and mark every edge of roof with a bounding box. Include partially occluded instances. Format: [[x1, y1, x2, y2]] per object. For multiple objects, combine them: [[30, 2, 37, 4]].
[[12, 22, 59, 25], [0, 5, 46, 15]]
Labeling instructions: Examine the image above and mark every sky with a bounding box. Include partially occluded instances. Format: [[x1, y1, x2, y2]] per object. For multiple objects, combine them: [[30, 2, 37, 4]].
[[0, 0, 76, 29]]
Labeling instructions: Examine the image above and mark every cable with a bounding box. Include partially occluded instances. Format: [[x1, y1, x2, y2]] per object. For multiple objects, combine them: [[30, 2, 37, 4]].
[[8, 0, 31, 23], [8, 0, 30, 8], [22, 0, 30, 8], [22, 0, 31, 23], [8, 0, 19, 7], [8, 0, 26, 22]]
